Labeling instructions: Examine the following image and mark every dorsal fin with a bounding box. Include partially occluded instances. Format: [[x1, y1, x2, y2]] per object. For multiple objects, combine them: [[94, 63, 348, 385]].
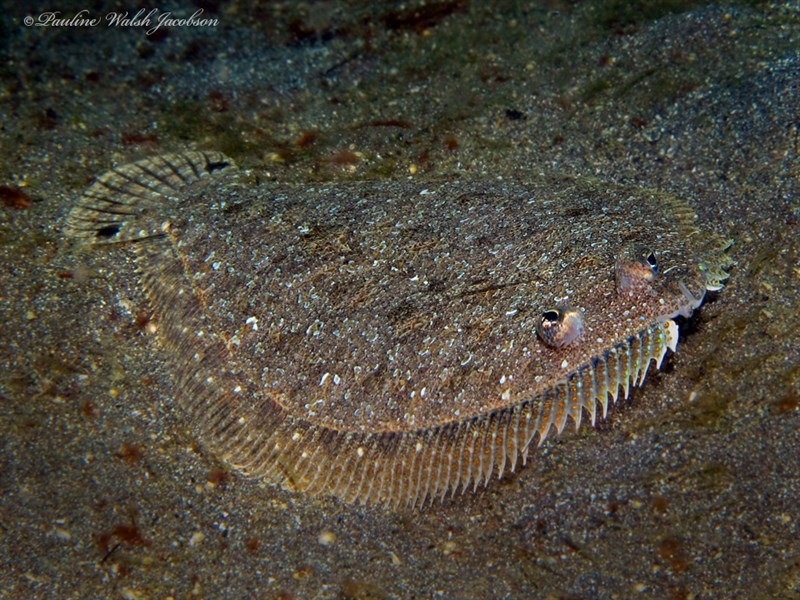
[[64, 151, 235, 244]]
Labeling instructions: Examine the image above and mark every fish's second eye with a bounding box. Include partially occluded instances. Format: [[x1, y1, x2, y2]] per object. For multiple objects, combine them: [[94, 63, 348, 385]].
[[536, 305, 584, 349]]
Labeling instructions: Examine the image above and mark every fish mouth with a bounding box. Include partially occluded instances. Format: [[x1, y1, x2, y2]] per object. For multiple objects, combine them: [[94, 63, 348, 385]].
[[675, 280, 706, 318], [666, 237, 734, 320]]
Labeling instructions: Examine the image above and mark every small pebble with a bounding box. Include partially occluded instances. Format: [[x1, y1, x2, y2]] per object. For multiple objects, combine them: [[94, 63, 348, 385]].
[[318, 530, 336, 546], [189, 531, 205, 547]]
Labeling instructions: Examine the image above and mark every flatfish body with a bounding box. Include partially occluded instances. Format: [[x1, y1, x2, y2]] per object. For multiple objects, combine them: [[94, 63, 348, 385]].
[[65, 152, 731, 507]]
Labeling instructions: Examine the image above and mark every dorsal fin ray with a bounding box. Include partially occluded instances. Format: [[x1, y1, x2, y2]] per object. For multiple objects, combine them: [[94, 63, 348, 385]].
[[64, 151, 235, 244]]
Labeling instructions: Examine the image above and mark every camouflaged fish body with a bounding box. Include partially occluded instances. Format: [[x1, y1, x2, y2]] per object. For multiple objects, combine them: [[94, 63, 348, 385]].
[[65, 151, 731, 507]]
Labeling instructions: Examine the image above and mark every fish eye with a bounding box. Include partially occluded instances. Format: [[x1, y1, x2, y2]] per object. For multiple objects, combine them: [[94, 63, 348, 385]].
[[615, 245, 658, 292], [541, 309, 560, 323], [536, 305, 584, 349]]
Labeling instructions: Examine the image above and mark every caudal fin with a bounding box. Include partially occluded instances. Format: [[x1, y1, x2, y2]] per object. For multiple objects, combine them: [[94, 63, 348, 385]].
[[64, 150, 236, 244]]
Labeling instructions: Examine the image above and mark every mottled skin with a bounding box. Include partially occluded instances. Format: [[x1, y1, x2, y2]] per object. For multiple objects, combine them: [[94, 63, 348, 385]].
[[172, 176, 721, 431], [66, 152, 730, 505]]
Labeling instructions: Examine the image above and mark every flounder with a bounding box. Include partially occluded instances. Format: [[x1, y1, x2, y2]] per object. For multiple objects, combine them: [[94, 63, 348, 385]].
[[65, 151, 731, 507]]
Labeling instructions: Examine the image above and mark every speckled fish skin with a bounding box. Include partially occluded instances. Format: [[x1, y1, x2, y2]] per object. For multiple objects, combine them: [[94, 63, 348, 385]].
[[65, 152, 731, 507]]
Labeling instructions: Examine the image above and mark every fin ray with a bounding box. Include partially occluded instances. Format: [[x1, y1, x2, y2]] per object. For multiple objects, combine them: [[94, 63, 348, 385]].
[[65, 151, 236, 244]]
